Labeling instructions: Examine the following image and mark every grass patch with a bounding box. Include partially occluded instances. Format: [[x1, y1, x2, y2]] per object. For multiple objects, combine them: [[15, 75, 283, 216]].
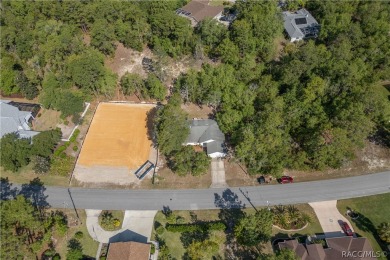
[[1, 165, 69, 186], [152, 210, 226, 259], [337, 193, 390, 259], [54, 209, 99, 259]]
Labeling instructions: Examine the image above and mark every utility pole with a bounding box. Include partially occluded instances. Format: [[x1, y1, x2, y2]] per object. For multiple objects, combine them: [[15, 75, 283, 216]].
[[67, 188, 82, 225]]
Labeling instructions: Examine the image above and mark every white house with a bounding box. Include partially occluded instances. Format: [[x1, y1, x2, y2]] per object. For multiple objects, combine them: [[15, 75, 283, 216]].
[[185, 119, 226, 158], [282, 8, 320, 42], [0, 100, 39, 139]]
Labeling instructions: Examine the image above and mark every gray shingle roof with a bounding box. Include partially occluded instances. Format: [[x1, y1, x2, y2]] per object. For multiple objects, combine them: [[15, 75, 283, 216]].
[[0, 101, 39, 139], [282, 8, 320, 41], [186, 119, 225, 156]]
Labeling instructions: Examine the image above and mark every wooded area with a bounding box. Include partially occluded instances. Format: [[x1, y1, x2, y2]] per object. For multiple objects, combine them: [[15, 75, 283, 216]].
[[1, 0, 389, 176]]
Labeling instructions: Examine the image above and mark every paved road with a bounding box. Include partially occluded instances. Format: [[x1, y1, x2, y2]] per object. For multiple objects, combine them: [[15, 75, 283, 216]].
[[42, 171, 390, 211]]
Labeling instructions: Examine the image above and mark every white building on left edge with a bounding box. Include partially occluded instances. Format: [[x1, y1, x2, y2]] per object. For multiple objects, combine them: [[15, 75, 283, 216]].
[[0, 100, 40, 139]]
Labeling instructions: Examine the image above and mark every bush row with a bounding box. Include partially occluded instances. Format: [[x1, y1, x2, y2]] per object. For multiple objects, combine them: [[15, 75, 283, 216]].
[[165, 221, 226, 233]]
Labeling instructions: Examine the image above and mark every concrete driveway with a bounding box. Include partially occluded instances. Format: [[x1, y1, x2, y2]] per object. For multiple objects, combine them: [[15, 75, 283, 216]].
[[309, 200, 354, 238], [85, 209, 157, 243], [210, 158, 228, 188]]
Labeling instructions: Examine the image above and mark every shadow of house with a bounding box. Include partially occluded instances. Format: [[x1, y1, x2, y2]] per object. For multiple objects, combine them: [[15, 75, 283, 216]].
[[108, 229, 148, 244]]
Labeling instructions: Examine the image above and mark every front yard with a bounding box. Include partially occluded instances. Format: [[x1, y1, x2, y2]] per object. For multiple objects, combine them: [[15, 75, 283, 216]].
[[337, 193, 390, 258]]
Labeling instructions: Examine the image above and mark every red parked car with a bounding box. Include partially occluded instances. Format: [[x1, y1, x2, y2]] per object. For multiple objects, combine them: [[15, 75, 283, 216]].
[[341, 222, 354, 236], [278, 176, 293, 184]]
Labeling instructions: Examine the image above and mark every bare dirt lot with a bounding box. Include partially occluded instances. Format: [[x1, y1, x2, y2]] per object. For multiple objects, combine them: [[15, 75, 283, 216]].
[[74, 102, 156, 185]]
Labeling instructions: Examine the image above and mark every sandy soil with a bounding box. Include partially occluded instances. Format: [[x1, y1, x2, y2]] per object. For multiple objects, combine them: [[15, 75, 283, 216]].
[[181, 103, 214, 119], [105, 43, 153, 79], [77, 102, 155, 169]]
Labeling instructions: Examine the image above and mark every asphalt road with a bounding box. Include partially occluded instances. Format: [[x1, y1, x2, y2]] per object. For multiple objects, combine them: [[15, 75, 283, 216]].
[[41, 171, 390, 211]]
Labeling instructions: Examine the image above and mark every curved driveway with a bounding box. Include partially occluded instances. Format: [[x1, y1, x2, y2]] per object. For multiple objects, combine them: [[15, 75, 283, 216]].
[[46, 171, 389, 211]]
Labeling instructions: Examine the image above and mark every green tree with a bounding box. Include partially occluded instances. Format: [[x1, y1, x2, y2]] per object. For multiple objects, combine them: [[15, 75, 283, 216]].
[[234, 209, 273, 246], [120, 72, 145, 96], [31, 129, 62, 158], [90, 19, 116, 55], [171, 146, 210, 176], [32, 156, 51, 174], [0, 133, 31, 172], [66, 49, 114, 95], [66, 238, 83, 260], [377, 222, 390, 243], [196, 18, 227, 55], [0, 195, 47, 259], [187, 240, 219, 260], [156, 94, 189, 155], [145, 74, 166, 101]]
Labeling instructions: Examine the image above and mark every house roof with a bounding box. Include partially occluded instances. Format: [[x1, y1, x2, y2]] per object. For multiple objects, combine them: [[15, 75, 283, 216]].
[[278, 237, 376, 260], [177, 0, 224, 23], [282, 8, 320, 40], [0, 101, 39, 139], [107, 241, 150, 260], [186, 119, 225, 156], [187, 119, 225, 144]]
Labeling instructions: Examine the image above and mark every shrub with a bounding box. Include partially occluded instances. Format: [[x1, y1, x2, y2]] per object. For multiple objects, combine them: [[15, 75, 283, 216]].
[[74, 231, 84, 239], [165, 221, 226, 233], [73, 145, 78, 151], [156, 226, 165, 235], [99, 211, 122, 231], [176, 216, 186, 224], [150, 244, 156, 254], [33, 156, 51, 174]]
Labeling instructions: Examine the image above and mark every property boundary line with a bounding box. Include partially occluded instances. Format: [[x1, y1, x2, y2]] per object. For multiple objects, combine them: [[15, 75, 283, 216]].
[[61, 102, 91, 142], [68, 102, 99, 185]]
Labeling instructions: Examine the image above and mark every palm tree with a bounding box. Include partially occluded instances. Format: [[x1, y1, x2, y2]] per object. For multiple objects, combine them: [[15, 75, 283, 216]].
[[377, 222, 390, 243]]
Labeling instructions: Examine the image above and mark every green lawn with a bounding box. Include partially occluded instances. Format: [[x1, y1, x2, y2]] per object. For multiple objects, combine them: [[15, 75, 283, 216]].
[[55, 209, 99, 259], [337, 193, 390, 259], [152, 210, 226, 259], [1, 165, 70, 186]]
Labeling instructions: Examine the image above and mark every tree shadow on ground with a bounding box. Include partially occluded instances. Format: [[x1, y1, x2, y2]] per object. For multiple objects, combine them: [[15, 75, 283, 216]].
[[214, 189, 262, 259], [19, 177, 50, 218], [351, 212, 388, 252], [0, 177, 18, 200], [145, 106, 159, 148]]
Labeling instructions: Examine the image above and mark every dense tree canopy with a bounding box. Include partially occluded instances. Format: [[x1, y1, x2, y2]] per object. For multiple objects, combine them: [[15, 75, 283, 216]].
[[1, 129, 62, 173], [1, 0, 389, 177]]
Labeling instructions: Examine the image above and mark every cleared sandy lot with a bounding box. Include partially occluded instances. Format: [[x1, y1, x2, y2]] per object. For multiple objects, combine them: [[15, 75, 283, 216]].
[[74, 102, 156, 185]]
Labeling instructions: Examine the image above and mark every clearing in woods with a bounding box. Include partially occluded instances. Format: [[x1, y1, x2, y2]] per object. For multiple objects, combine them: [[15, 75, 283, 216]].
[[74, 102, 157, 185]]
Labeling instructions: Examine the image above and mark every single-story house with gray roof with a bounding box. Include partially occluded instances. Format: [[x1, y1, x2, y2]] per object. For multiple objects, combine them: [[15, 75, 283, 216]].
[[185, 119, 226, 158], [0, 100, 39, 139], [282, 8, 320, 42]]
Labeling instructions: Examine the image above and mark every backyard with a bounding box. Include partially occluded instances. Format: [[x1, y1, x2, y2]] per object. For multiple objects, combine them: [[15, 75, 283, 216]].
[[337, 193, 390, 258]]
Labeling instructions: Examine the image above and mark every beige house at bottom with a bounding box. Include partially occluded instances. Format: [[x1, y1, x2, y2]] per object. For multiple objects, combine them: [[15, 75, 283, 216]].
[[278, 236, 376, 260], [107, 241, 150, 260]]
